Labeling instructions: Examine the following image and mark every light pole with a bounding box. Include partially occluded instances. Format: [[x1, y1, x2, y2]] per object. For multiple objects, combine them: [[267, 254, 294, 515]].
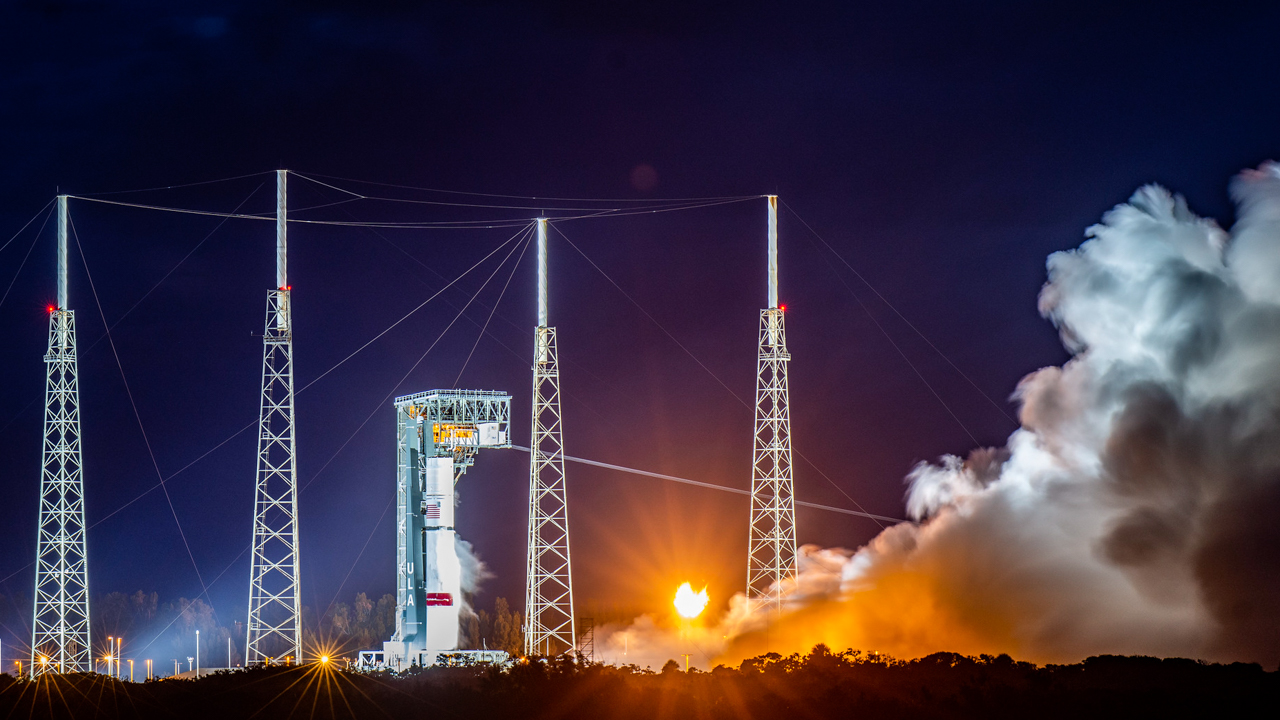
[[173, 659, 179, 677], [128, 659, 133, 682], [107, 636, 113, 677], [195, 630, 200, 677], [116, 637, 122, 679], [146, 659, 152, 681], [227, 636, 231, 669]]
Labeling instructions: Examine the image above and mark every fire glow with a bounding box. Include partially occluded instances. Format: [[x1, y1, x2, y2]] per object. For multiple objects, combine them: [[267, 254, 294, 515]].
[[674, 583, 709, 619]]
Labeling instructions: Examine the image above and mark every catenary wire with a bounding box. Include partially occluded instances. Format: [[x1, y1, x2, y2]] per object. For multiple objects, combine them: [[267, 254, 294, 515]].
[[508, 445, 905, 524], [74, 170, 275, 196], [69, 216, 211, 598], [298, 224, 532, 493], [784, 205, 982, 447], [81, 182, 266, 354], [0, 197, 56, 254], [291, 172, 762, 213], [67, 195, 536, 229], [452, 230, 532, 387], [296, 223, 534, 394], [0, 202, 54, 311], [292, 169, 759, 203], [782, 199, 1017, 426], [550, 222, 892, 523]]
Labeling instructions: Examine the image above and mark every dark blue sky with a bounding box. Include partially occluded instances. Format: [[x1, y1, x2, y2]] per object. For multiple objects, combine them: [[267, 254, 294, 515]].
[[2, 0, 1279, 649]]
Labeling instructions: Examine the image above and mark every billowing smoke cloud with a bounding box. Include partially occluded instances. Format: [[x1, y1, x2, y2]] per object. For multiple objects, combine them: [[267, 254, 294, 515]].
[[606, 164, 1280, 668]]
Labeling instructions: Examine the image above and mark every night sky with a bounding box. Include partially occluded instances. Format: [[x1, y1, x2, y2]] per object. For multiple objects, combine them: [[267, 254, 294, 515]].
[[3, 0, 1280, 653]]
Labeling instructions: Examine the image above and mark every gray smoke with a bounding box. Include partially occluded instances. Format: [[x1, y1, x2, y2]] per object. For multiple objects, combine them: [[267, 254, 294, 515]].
[[706, 164, 1280, 667]]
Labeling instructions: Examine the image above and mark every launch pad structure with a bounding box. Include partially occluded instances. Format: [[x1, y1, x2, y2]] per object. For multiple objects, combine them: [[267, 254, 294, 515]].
[[359, 389, 512, 671], [19, 179, 814, 675]]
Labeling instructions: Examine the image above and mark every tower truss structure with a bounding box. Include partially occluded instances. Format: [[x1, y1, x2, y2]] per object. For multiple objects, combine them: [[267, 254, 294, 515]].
[[747, 195, 797, 608], [31, 195, 91, 674], [246, 170, 302, 665], [524, 218, 576, 656]]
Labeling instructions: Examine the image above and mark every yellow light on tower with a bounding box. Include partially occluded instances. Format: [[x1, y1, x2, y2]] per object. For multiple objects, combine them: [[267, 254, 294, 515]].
[[674, 583, 709, 619]]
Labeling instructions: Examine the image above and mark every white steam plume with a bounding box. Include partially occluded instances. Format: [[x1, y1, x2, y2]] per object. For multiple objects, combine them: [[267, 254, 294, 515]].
[[606, 163, 1280, 668]]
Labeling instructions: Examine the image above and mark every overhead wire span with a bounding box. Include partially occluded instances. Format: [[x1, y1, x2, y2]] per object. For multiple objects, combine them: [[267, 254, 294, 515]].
[[0, 201, 55, 311], [298, 224, 534, 493], [296, 222, 534, 394], [0, 197, 56, 254], [68, 189, 758, 230], [550, 221, 894, 524], [291, 169, 761, 203], [81, 182, 266, 353], [319, 495, 394, 629], [782, 199, 1017, 427], [550, 222, 750, 406], [549, 196, 759, 222], [69, 215, 211, 598], [795, 220, 981, 446], [317, 205, 635, 440], [67, 195, 531, 229], [74, 170, 275, 196], [507, 445, 905, 524], [452, 227, 532, 387], [291, 171, 762, 213], [129, 541, 251, 658]]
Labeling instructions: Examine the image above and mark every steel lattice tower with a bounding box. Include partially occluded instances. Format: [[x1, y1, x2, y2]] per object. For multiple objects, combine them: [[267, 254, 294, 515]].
[[524, 218, 576, 656], [747, 195, 797, 609], [246, 170, 302, 665], [31, 196, 91, 675]]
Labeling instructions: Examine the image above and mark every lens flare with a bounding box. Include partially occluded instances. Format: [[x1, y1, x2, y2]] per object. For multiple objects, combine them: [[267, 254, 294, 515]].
[[674, 583, 708, 618]]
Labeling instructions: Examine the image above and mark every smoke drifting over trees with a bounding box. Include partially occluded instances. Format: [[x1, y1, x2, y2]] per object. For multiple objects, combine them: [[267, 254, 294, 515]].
[[610, 164, 1280, 669]]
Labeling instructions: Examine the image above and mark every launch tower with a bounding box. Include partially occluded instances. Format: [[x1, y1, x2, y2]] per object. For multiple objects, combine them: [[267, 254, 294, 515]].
[[746, 195, 797, 609], [523, 217, 576, 656], [31, 195, 91, 674], [246, 170, 302, 665]]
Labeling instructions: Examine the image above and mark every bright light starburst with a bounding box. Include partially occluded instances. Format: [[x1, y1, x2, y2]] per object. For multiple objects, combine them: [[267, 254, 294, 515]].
[[674, 583, 709, 618]]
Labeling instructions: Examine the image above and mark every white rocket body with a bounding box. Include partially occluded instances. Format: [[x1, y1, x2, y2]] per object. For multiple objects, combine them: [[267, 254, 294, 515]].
[[420, 457, 462, 650]]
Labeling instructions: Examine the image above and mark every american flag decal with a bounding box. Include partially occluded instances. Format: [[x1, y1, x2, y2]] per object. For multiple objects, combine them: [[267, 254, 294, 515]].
[[424, 502, 441, 519]]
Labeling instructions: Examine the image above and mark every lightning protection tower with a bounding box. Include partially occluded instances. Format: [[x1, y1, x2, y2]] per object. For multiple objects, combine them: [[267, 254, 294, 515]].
[[524, 217, 576, 656], [31, 195, 91, 674], [246, 170, 302, 665], [747, 195, 797, 610]]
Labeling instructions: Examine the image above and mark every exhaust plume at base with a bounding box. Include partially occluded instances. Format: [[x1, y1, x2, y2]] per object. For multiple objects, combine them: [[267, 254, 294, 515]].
[[605, 164, 1280, 668]]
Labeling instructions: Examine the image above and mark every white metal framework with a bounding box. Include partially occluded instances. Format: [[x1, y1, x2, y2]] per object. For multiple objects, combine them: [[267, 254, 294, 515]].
[[747, 195, 796, 608], [31, 195, 91, 674], [246, 170, 302, 665], [524, 218, 576, 656]]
